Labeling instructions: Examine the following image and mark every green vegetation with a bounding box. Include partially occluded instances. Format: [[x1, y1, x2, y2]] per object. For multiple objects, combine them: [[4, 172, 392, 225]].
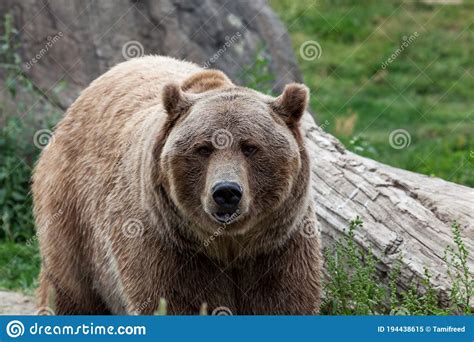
[[270, 0, 474, 187], [0, 13, 50, 292], [0, 241, 40, 293], [240, 48, 276, 95], [1, 117, 36, 242], [323, 218, 473, 315], [1, 13, 42, 243]]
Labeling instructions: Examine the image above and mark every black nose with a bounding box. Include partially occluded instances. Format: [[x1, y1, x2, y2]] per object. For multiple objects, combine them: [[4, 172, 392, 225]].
[[212, 182, 242, 211]]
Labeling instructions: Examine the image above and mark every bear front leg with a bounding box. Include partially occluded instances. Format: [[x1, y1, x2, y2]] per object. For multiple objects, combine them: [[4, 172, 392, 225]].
[[238, 233, 322, 315], [39, 266, 110, 315], [121, 248, 237, 315]]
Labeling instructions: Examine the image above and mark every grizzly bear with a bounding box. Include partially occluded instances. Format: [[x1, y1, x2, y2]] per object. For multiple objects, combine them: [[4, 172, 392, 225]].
[[32, 56, 321, 315]]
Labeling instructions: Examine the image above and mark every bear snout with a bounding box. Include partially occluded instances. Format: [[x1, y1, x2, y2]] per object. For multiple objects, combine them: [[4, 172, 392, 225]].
[[211, 181, 242, 223]]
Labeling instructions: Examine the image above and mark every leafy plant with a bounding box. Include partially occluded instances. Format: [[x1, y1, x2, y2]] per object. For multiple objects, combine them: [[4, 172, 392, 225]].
[[0, 241, 40, 293], [443, 221, 473, 314], [322, 217, 386, 315], [322, 217, 473, 315], [349, 135, 378, 156], [0, 13, 34, 98], [0, 117, 36, 242], [0, 13, 60, 243], [0, 14, 38, 242], [240, 47, 275, 95]]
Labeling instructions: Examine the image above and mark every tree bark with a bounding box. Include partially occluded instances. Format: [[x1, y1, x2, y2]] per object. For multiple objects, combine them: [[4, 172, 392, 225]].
[[301, 114, 474, 304]]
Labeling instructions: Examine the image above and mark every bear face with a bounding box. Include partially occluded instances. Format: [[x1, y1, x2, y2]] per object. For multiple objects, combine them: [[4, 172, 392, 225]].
[[159, 72, 309, 240]]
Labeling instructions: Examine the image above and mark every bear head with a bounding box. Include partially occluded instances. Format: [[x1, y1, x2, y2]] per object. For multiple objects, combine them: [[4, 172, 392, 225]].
[[157, 70, 310, 240]]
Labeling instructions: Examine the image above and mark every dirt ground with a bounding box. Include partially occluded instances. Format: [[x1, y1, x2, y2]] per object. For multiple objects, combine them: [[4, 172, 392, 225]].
[[0, 291, 36, 315]]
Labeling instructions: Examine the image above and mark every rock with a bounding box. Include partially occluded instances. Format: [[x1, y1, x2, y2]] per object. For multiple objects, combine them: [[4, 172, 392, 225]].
[[0, 291, 35, 315], [0, 0, 301, 109]]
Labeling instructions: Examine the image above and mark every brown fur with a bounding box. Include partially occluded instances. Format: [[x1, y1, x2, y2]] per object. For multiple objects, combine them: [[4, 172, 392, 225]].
[[32, 56, 321, 315]]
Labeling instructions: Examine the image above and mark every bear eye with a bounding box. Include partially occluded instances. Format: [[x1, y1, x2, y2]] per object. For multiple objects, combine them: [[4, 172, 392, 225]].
[[242, 144, 258, 157], [196, 145, 213, 157]]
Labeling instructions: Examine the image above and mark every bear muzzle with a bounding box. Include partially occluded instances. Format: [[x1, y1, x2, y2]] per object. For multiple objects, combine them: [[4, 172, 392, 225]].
[[211, 181, 242, 223]]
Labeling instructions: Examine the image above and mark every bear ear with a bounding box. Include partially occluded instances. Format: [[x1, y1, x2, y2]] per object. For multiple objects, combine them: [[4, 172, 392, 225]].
[[271, 83, 309, 125], [162, 83, 194, 120], [181, 70, 234, 94]]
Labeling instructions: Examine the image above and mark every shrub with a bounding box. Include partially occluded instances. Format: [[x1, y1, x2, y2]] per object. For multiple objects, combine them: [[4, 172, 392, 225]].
[[322, 217, 473, 315]]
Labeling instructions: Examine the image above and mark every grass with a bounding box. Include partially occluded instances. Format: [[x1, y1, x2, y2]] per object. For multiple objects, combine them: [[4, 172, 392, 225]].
[[323, 218, 473, 315], [269, 0, 474, 187], [0, 241, 40, 293]]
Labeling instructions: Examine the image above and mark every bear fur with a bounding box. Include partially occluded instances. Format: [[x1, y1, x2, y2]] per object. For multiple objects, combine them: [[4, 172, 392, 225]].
[[32, 56, 321, 315]]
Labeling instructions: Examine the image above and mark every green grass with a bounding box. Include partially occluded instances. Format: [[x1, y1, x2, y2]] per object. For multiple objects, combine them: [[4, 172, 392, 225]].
[[269, 0, 474, 187], [0, 241, 40, 293]]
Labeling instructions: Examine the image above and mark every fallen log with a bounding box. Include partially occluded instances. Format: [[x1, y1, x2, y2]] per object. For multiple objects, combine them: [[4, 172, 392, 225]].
[[301, 113, 474, 305]]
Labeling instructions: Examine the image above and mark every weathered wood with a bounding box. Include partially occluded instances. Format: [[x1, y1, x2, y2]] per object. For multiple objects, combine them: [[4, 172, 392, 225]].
[[301, 113, 474, 304]]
